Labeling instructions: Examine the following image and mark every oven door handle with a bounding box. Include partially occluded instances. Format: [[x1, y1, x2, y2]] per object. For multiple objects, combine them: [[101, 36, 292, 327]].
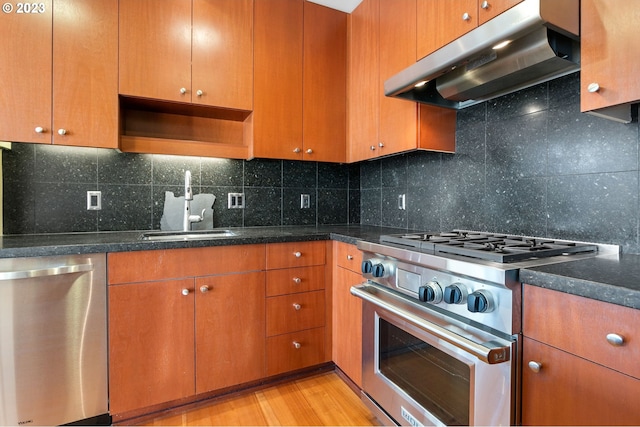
[[351, 284, 511, 364]]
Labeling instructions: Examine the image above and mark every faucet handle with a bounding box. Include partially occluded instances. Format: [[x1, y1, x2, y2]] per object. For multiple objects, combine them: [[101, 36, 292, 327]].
[[199, 208, 206, 220]]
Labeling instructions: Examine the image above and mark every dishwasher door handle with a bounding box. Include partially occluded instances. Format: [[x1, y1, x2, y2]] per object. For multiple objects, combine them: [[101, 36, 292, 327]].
[[0, 263, 93, 281]]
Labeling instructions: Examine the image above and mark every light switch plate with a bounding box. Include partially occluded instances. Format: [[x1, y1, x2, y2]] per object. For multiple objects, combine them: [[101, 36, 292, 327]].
[[87, 191, 102, 210]]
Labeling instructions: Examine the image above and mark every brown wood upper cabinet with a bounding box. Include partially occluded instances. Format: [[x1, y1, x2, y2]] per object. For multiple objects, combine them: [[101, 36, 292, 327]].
[[254, 0, 347, 162], [580, 0, 640, 123], [416, 0, 522, 61], [0, 0, 118, 148], [119, 0, 253, 111], [348, 0, 455, 162]]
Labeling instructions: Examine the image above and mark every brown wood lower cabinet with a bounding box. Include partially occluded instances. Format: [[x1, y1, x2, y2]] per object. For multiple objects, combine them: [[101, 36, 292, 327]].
[[109, 278, 196, 414], [522, 285, 640, 425], [195, 272, 266, 394], [522, 337, 640, 426], [108, 242, 330, 420]]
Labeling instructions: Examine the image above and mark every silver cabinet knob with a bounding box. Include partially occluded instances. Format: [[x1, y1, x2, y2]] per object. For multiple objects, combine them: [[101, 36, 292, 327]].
[[293, 277, 301, 284], [370, 145, 376, 151], [200, 285, 209, 293], [181, 288, 190, 296], [293, 303, 301, 311], [294, 251, 302, 258], [196, 89, 203, 97], [293, 341, 301, 349], [481, 1, 490, 9], [306, 148, 313, 154], [180, 87, 187, 94], [587, 82, 600, 93], [347, 255, 354, 260], [34, 126, 45, 134], [378, 142, 385, 148], [293, 147, 301, 153], [528, 361, 542, 373], [57, 129, 67, 136], [606, 333, 624, 347], [462, 12, 471, 21]]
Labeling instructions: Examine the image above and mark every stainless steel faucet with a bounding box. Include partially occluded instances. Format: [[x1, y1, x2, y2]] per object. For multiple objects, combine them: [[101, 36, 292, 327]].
[[183, 170, 205, 231]]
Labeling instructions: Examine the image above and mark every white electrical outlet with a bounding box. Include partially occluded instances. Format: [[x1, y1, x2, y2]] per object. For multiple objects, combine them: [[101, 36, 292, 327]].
[[87, 191, 101, 210], [228, 193, 245, 209], [300, 194, 310, 209]]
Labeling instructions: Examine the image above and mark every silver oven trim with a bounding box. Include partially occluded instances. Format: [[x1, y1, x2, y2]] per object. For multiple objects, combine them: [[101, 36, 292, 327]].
[[351, 284, 511, 364]]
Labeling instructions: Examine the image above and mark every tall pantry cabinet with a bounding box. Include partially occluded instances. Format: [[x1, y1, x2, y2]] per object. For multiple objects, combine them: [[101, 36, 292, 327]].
[[0, 0, 118, 148]]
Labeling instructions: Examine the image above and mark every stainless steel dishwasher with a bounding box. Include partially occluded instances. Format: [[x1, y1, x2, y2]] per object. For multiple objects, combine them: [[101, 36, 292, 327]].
[[0, 253, 109, 426]]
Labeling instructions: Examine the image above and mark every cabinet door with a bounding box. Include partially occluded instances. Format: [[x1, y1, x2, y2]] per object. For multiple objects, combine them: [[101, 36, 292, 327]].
[[109, 279, 195, 415], [581, 0, 640, 112], [53, 0, 117, 148], [192, 0, 253, 110], [119, 0, 191, 102], [0, 0, 52, 144], [302, 2, 347, 163], [195, 272, 265, 393], [417, 0, 477, 60], [378, 0, 418, 157], [253, 0, 304, 160], [332, 266, 363, 387], [478, 0, 522, 24], [522, 338, 640, 426], [346, 0, 379, 163]]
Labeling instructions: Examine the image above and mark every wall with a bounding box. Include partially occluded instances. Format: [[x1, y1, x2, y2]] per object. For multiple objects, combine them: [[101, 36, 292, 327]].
[[2, 146, 360, 234], [360, 73, 640, 254]]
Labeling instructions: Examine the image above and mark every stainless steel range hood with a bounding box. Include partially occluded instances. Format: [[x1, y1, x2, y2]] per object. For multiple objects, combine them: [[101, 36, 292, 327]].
[[385, 0, 580, 110]]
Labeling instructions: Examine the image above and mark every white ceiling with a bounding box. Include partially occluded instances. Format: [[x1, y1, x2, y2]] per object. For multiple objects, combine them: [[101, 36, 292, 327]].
[[308, 0, 363, 13]]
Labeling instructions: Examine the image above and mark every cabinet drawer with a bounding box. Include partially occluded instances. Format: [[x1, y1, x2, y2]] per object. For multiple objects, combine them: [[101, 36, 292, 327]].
[[266, 241, 325, 269], [334, 241, 362, 273], [266, 327, 326, 376], [266, 290, 325, 336], [266, 265, 325, 297], [524, 285, 640, 379], [108, 244, 265, 284]]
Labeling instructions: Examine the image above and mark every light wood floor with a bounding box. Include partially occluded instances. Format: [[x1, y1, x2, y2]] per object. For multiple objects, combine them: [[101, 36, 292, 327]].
[[140, 372, 380, 426]]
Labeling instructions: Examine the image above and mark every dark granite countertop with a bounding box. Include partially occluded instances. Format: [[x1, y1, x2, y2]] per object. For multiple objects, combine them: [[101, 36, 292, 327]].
[[520, 254, 640, 310], [0, 225, 400, 259], [3, 225, 638, 310]]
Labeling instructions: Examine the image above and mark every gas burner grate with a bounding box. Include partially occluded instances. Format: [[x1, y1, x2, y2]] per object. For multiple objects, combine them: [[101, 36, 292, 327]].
[[380, 231, 598, 263]]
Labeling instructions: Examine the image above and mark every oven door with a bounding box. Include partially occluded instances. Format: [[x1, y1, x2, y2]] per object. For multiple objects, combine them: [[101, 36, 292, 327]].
[[352, 283, 515, 427]]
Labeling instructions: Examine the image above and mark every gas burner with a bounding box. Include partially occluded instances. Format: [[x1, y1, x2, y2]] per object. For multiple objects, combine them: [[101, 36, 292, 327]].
[[380, 231, 599, 263]]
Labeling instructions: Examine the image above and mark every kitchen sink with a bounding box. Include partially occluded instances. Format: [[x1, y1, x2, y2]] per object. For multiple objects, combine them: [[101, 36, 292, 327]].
[[140, 229, 237, 241]]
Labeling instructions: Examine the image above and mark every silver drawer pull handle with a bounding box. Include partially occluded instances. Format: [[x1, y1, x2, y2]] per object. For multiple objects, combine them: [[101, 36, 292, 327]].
[[200, 285, 209, 293], [528, 361, 542, 373], [587, 82, 600, 93], [347, 255, 354, 260], [182, 289, 190, 296], [294, 251, 302, 258], [293, 303, 301, 311], [293, 341, 301, 349], [606, 333, 624, 347], [293, 277, 301, 284]]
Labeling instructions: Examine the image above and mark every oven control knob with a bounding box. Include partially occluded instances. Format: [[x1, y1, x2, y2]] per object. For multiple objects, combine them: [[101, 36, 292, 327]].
[[443, 283, 467, 304], [419, 281, 443, 303], [361, 260, 373, 274], [372, 263, 387, 278], [467, 290, 495, 313]]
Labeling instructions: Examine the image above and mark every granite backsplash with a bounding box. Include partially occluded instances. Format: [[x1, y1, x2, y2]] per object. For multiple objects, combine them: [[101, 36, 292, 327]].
[[3, 73, 639, 253]]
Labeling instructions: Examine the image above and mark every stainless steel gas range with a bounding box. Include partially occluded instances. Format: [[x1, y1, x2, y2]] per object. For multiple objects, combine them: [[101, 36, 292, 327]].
[[351, 231, 618, 427]]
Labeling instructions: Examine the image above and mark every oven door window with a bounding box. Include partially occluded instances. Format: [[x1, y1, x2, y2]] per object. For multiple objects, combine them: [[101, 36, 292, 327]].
[[378, 318, 470, 426]]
